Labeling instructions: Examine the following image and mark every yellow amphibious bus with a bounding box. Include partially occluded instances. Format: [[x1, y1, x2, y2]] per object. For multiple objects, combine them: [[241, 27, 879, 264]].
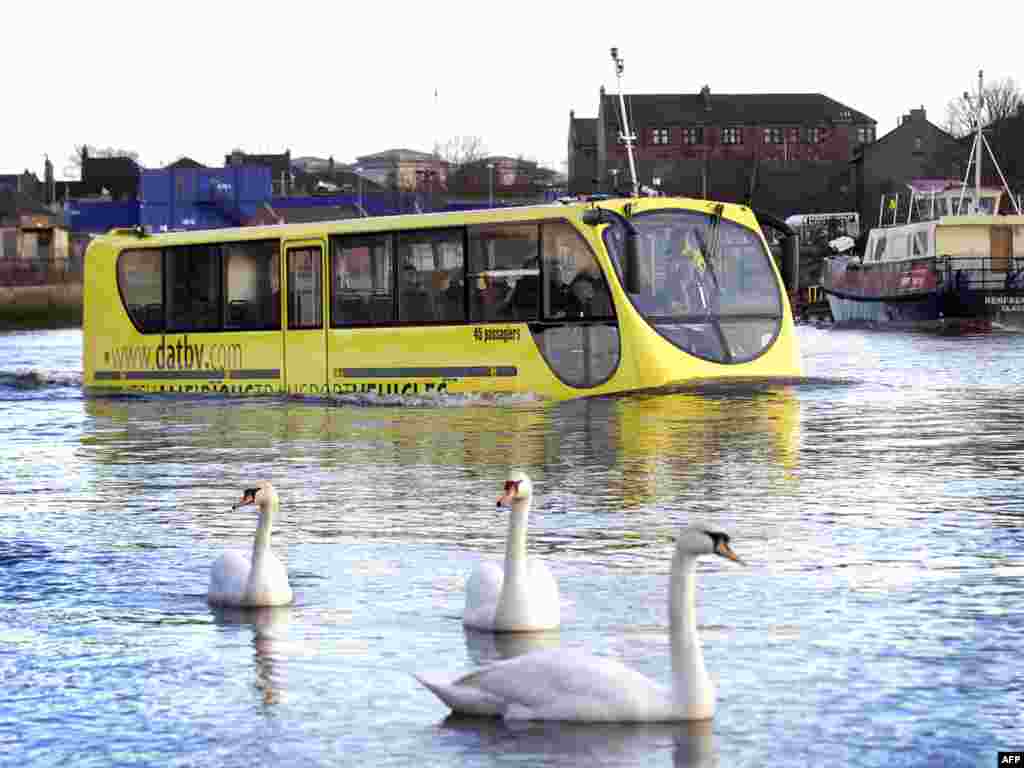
[[82, 196, 802, 400]]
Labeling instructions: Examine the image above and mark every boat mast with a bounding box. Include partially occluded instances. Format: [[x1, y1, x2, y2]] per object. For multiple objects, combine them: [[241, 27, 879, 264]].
[[610, 47, 639, 198], [974, 69, 983, 212]]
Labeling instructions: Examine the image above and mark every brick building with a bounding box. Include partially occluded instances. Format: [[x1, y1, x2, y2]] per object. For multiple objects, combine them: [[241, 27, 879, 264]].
[[567, 112, 598, 195], [570, 85, 876, 215], [851, 107, 968, 228]]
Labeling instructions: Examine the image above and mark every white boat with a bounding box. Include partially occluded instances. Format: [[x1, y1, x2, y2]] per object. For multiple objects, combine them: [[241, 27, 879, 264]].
[[822, 72, 1024, 332]]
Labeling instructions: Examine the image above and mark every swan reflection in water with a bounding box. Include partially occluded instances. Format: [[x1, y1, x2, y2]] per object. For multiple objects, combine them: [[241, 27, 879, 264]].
[[463, 626, 561, 666], [211, 604, 291, 705], [440, 716, 716, 768]]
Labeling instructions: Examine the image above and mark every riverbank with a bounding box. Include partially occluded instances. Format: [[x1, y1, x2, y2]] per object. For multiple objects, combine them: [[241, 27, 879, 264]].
[[0, 283, 82, 330]]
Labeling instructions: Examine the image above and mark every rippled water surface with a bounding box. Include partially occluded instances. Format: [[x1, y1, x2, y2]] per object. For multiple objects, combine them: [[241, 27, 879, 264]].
[[1, 327, 1022, 767]]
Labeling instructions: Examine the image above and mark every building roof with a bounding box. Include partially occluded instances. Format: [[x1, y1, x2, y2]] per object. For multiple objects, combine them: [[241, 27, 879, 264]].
[[166, 156, 206, 169], [856, 108, 954, 158], [601, 89, 875, 127], [225, 150, 292, 176], [356, 148, 439, 163]]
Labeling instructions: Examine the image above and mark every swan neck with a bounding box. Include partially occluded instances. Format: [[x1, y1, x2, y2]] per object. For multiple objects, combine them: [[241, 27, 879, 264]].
[[669, 551, 712, 713], [501, 497, 530, 581], [247, 496, 277, 589], [494, 496, 531, 628]]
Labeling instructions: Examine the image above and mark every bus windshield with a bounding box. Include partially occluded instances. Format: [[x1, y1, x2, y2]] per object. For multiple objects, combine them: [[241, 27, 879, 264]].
[[603, 208, 783, 363]]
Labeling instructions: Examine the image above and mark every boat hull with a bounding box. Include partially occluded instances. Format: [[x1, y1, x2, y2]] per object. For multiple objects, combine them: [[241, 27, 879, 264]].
[[823, 289, 997, 332], [823, 256, 1024, 332]]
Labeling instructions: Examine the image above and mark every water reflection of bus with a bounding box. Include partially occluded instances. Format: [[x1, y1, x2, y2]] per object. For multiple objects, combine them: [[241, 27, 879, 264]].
[[82, 386, 799, 510], [83, 197, 801, 400]]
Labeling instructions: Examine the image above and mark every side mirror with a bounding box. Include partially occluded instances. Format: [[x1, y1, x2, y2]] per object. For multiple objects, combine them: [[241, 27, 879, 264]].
[[780, 234, 799, 293], [624, 230, 640, 294]]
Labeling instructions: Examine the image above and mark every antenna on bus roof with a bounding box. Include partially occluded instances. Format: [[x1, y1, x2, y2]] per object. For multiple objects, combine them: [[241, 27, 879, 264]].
[[609, 47, 639, 199]]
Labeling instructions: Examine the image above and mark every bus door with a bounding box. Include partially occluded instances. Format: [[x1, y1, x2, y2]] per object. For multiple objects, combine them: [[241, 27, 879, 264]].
[[283, 239, 329, 395]]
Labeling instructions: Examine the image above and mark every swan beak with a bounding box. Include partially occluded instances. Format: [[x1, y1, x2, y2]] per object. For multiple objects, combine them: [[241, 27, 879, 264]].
[[715, 539, 746, 565], [231, 488, 258, 511], [496, 479, 521, 508]]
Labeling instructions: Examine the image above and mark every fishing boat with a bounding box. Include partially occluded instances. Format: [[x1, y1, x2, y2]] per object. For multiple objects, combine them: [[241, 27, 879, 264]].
[[822, 72, 1024, 332]]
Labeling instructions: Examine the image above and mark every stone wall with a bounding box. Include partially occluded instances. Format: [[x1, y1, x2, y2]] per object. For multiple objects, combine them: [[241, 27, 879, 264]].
[[0, 282, 82, 329]]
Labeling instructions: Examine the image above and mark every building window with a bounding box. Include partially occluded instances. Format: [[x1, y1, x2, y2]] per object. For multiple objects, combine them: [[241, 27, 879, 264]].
[[913, 137, 924, 153], [805, 127, 823, 144], [682, 127, 703, 145], [857, 127, 875, 144], [721, 127, 743, 145], [763, 128, 784, 145], [839, 110, 852, 122], [652, 128, 671, 145]]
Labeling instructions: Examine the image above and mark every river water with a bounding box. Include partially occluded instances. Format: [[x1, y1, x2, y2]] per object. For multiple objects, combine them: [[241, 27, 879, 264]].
[[1, 327, 1021, 767]]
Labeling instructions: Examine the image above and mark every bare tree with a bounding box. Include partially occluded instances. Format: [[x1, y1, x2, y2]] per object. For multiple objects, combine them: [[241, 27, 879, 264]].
[[64, 144, 141, 177], [432, 136, 487, 167], [944, 76, 1023, 137]]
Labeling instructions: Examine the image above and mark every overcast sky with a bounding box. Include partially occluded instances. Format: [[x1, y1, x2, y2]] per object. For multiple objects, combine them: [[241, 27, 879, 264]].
[[4, 1, 1020, 179]]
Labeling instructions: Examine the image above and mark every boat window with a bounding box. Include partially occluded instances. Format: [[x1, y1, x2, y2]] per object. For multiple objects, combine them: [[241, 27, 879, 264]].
[[541, 220, 614, 320], [604, 209, 782, 364], [330, 234, 395, 325], [117, 249, 164, 333], [286, 247, 322, 329], [917, 231, 928, 257], [873, 237, 886, 262], [166, 244, 222, 332], [223, 241, 279, 330], [396, 229, 464, 323], [468, 223, 539, 322], [953, 196, 972, 215]]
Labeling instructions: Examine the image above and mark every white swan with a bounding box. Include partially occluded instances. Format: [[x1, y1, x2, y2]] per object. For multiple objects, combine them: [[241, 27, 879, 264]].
[[417, 526, 744, 721], [207, 481, 293, 607], [462, 471, 560, 632]]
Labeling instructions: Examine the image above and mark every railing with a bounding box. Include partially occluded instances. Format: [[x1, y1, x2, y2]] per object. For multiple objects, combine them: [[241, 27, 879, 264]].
[[822, 255, 1024, 299]]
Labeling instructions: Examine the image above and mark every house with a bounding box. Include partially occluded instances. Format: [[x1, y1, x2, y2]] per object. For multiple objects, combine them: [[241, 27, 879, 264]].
[[851, 107, 968, 227], [225, 149, 293, 195], [353, 149, 448, 191], [0, 188, 71, 284], [570, 84, 876, 213], [0, 170, 45, 201], [567, 111, 598, 195]]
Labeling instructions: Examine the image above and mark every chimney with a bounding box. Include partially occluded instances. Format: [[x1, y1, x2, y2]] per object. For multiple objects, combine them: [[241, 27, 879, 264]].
[[700, 85, 712, 110], [909, 107, 926, 122]]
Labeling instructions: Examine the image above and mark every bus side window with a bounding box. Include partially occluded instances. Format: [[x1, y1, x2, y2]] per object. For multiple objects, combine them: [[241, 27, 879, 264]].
[[223, 240, 279, 330], [330, 234, 393, 326], [468, 223, 539, 322], [396, 229, 464, 324], [167, 244, 222, 332], [117, 248, 163, 333], [541, 221, 613, 320]]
